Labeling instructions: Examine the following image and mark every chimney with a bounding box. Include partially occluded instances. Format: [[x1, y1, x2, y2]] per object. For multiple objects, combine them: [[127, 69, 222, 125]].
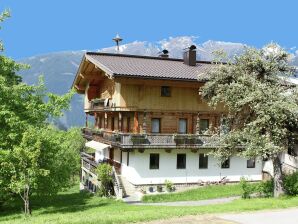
[[159, 49, 169, 58], [183, 45, 196, 66]]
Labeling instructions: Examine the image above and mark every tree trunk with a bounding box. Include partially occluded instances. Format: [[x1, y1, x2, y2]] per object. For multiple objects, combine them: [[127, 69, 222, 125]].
[[272, 154, 284, 197], [22, 185, 31, 216]]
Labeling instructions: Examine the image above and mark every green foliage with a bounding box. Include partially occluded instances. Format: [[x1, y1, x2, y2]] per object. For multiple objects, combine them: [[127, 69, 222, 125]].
[[164, 180, 174, 192], [0, 9, 10, 51], [96, 164, 113, 197], [0, 11, 80, 214], [283, 172, 298, 196], [256, 179, 274, 197], [202, 44, 298, 196], [239, 177, 255, 199]]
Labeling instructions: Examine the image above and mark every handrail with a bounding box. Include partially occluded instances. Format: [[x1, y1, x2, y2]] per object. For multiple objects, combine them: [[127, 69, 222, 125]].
[[112, 166, 123, 199]]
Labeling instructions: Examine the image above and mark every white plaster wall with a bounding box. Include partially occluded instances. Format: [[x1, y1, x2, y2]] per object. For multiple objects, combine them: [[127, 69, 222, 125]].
[[282, 153, 298, 168], [95, 148, 109, 162], [121, 149, 263, 185], [114, 148, 121, 163]]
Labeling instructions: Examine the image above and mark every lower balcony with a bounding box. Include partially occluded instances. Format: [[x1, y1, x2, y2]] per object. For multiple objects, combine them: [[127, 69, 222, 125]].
[[82, 127, 219, 149]]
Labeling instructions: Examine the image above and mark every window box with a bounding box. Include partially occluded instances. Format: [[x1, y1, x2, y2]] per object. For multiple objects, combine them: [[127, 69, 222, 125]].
[[131, 135, 148, 145]]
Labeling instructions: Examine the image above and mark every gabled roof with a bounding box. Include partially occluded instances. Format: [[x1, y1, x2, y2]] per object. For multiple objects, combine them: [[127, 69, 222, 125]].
[[84, 52, 215, 82]]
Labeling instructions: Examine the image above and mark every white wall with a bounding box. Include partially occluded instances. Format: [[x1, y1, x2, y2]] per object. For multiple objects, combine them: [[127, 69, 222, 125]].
[[121, 149, 263, 185], [95, 148, 109, 162], [114, 148, 121, 163]]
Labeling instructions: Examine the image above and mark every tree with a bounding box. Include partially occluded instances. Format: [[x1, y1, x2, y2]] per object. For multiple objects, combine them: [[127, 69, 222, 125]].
[[0, 10, 84, 214], [202, 44, 298, 197], [96, 163, 113, 197]]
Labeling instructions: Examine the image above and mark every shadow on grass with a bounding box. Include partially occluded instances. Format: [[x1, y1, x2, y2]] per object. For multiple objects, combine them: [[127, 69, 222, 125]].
[[0, 188, 114, 218]]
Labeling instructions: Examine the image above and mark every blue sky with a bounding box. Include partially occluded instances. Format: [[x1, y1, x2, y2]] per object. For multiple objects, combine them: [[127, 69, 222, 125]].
[[0, 0, 298, 59]]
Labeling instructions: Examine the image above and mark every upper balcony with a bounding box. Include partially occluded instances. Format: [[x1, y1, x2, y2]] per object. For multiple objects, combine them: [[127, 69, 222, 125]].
[[81, 127, 219, 150]]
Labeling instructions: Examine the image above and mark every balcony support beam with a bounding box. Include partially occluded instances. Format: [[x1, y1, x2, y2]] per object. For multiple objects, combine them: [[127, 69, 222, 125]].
[[196, 112, 200, 134], [118, 112, 122, 132], [133, 112, 139, 133], [104, 112, 108, 129], [142, 111, 147, 134]]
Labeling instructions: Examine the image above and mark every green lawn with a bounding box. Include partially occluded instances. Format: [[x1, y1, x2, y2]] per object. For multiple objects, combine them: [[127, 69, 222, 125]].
[[142, 184, 243, 202], [0, 185, 298, 224]]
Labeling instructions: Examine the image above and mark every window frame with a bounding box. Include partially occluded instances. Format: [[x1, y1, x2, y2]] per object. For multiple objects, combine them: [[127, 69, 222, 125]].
[[199, 119, 209, 134], [199, 153, 208, 169], [161, 86, 171, 97], [247, 158, 256, 168], [178, 118, 188, 134], [176, 153, 186, 169], [151, 118, 161, 133], [149, 153, 159, 170]]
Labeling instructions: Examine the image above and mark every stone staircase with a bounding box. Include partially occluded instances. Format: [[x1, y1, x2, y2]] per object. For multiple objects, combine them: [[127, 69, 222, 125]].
[[119, 176, 142, 202]]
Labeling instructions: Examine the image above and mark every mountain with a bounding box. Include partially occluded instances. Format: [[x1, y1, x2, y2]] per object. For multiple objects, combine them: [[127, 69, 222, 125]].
[[19, 51, 86, 128], [18, 36, 298, 128]]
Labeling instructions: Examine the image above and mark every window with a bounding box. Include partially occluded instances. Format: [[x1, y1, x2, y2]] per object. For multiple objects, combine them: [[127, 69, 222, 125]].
[[161, 86, 171, 97], [247, 159, 255, 168], [200, 119, 209, 134], [150, 154, 159, 169], [220, 118, 229, 135], [221, 158, 230, 168], [177, 154, 186, 169], [151, 118, 161, 133], [178, 118, 187, 134], [199, 153, 208, 169]]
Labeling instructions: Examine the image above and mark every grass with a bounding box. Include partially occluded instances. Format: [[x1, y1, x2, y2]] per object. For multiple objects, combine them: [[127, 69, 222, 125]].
[[0, 184, 297, 224], [142, 183, 243, 202]]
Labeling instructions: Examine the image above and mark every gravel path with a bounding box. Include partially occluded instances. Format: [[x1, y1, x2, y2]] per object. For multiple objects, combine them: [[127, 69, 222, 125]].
[[128, 196, 239, 206], [219, 207, 298, 224], [139, 207, 298, 224]]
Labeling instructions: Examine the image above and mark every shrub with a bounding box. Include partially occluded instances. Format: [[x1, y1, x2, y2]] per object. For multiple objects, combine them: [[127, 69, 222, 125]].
[[283, 171, 298, 196], [240, 177, 254, 199], [96, 163, 113, 197], [256, 179, 274, 197], [165, 180, 174, 192]]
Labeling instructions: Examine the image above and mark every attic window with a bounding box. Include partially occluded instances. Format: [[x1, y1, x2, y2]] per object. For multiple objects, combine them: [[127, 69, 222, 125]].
[[161, 86, 171, 97]]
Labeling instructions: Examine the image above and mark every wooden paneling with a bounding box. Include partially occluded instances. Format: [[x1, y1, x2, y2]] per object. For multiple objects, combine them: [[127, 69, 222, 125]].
[[120, 82, 226, 112]]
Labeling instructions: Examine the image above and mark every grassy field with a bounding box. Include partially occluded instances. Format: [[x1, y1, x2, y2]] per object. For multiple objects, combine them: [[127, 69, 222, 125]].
[[1, 185, 298, 224], [142, 184, 243, 202]]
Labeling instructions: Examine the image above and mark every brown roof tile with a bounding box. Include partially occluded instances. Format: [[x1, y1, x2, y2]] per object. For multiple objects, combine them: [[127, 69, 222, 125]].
[[85, 52, 215, 82]]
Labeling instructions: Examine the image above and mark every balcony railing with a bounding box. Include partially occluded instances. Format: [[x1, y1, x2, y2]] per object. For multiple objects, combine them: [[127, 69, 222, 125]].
[[82, 127, 219, 149]]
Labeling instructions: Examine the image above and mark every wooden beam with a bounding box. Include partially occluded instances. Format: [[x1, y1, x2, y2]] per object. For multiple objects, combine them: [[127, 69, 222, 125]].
[[74, 84, 84, 91], [133, 112, 139, 133]]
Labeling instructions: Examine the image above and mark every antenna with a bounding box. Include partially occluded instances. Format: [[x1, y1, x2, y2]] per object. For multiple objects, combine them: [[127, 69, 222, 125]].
[[112, 34, 123, 53]]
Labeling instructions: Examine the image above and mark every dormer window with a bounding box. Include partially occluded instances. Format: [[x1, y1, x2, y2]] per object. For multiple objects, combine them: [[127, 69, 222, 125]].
[[161, 86, 171, 97]]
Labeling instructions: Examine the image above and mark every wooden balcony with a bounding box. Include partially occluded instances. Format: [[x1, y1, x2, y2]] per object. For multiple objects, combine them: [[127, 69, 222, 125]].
[[82, 127, 219, 149]]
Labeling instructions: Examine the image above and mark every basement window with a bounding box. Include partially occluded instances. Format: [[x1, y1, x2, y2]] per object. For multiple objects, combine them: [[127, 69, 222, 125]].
[[161, 86, 171, 97]]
